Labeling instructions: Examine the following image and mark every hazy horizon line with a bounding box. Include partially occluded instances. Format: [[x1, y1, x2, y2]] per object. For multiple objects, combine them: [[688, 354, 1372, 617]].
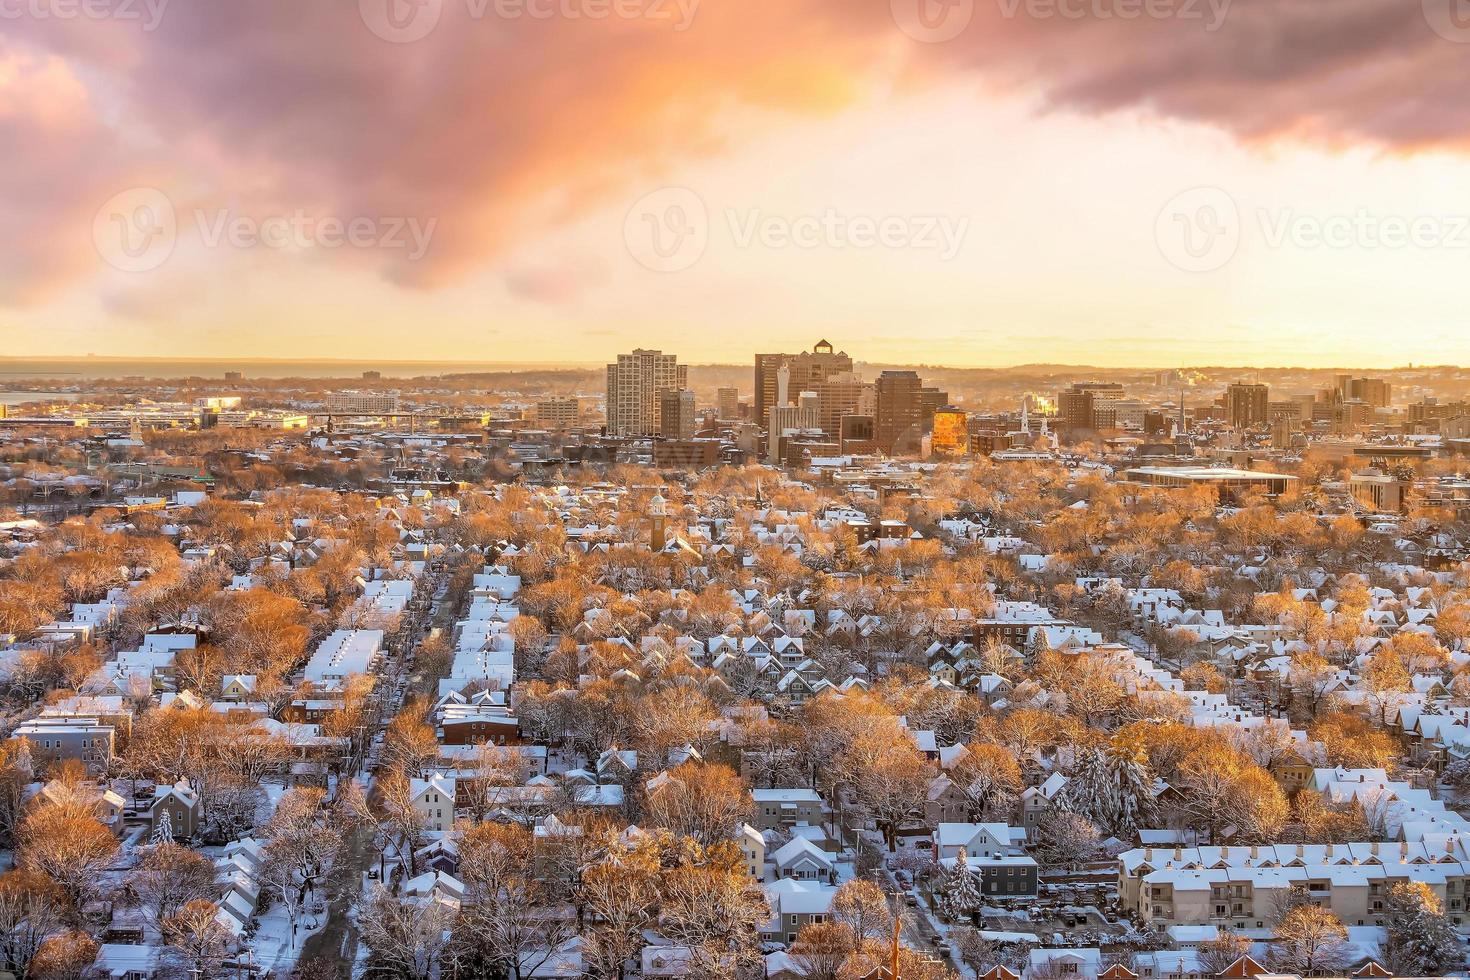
[[0, 355, 1447, 374]]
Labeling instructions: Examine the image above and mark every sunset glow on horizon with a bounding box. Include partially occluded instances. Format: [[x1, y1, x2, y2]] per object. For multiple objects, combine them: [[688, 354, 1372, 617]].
[[6, 0, 1470, 366]]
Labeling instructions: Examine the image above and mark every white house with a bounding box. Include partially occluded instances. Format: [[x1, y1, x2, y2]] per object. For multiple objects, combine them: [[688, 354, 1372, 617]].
[[936, 822, 1024, 862], [771, 836, 836, 883], [412, 775, 456, 833]]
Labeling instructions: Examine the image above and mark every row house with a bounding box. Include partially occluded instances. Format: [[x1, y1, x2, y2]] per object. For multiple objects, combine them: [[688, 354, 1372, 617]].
[[1120, 841, 1470, 928]]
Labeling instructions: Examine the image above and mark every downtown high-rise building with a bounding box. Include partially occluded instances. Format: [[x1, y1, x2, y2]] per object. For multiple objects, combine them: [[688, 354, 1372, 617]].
[[659, 389, 698, 440], [931, 405, 969, 456], [768, 392, 822, 463], [1333, 375, 1391, 409], [716, 387, 741, 420], [876, 370, 923, 456], [1057, 381, 1124, 432], [814, 371, 876, 436], [1225, 382, 1270, 428], [328, 391, 401, 414], [534, 398, 580, 429], [606, 349, 688, 437], [919, 386, 950, 433], [754, 339, 853, 427]]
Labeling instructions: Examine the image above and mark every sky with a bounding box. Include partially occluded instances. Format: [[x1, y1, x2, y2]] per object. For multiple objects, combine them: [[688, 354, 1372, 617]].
[[5, 0, 1470, 367]]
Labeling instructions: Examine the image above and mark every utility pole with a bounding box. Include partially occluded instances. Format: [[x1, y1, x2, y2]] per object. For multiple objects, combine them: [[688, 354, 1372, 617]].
[[890, 891, 902, 980]]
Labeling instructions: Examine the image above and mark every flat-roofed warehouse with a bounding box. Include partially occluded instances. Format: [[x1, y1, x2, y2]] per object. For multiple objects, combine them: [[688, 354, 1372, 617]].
[[1123, 465, 1298, 504]]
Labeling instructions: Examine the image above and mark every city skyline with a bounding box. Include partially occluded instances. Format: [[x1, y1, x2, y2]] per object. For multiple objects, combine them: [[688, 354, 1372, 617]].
[[0, 353, 1454, 376]]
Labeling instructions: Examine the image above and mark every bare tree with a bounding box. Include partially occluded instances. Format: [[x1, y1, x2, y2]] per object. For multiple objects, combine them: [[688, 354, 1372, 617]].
[[16, 805, 119, 909], [129, 841, 220, 932], [789, 921, 855, 980], [830, 879, 892, 947], [357, 887, 456, 980], [161, 899, 234, 979], [375, 769, 426, 879], [1269, 903, 1350, 975], [453, 743, 536, 824], [844, 732, 934, 851], [27, 929, 97, 980], [1032, 810, 1101, 872], [456, 822, 575, 980], [262, 788, 343, 945], [580, 841, 658, 980], [642, 762, 754, 848], [0, 870, 64, 976], [1196, 930, 1252, 975], [656, 864, 770, 980]]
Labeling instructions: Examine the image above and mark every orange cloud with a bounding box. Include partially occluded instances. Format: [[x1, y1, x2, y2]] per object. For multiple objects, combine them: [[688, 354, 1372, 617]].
[[3, 0, 1468, 311]]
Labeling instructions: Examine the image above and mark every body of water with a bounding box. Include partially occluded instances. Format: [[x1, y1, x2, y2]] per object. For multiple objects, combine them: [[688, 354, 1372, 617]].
[[0, 391, 82, 407], [0, 358, 600, 381]]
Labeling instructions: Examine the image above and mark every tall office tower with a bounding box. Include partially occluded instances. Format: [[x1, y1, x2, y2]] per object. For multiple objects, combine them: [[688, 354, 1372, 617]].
[[1076, 381, 1125, 408], [716, 387, 741, 420], [875, 370, 923, 456], [931, 406, 969, 456], [1056, 381, 1124, 432], [768, 400, 821, 463], [1225, 382, 1270, 428], [1268, 400, 1303, 427], [815, 372, 876, 436], [919, 386, 950, 434], [605, 349, 687, 437], [1357, 378, 1391, 409], [659, 389, 698, 440], [1336, 376, 1391, 409], [1057, 387, 1096, 431], [753, 339, 853, 427]]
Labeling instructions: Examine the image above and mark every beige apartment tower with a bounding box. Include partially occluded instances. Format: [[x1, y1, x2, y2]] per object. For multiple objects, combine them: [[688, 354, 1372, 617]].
[[606, 349, 687, 437]]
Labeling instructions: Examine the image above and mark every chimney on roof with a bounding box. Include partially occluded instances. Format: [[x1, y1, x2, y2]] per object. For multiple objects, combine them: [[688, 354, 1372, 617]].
[[1297, 844, 1304, 857]]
